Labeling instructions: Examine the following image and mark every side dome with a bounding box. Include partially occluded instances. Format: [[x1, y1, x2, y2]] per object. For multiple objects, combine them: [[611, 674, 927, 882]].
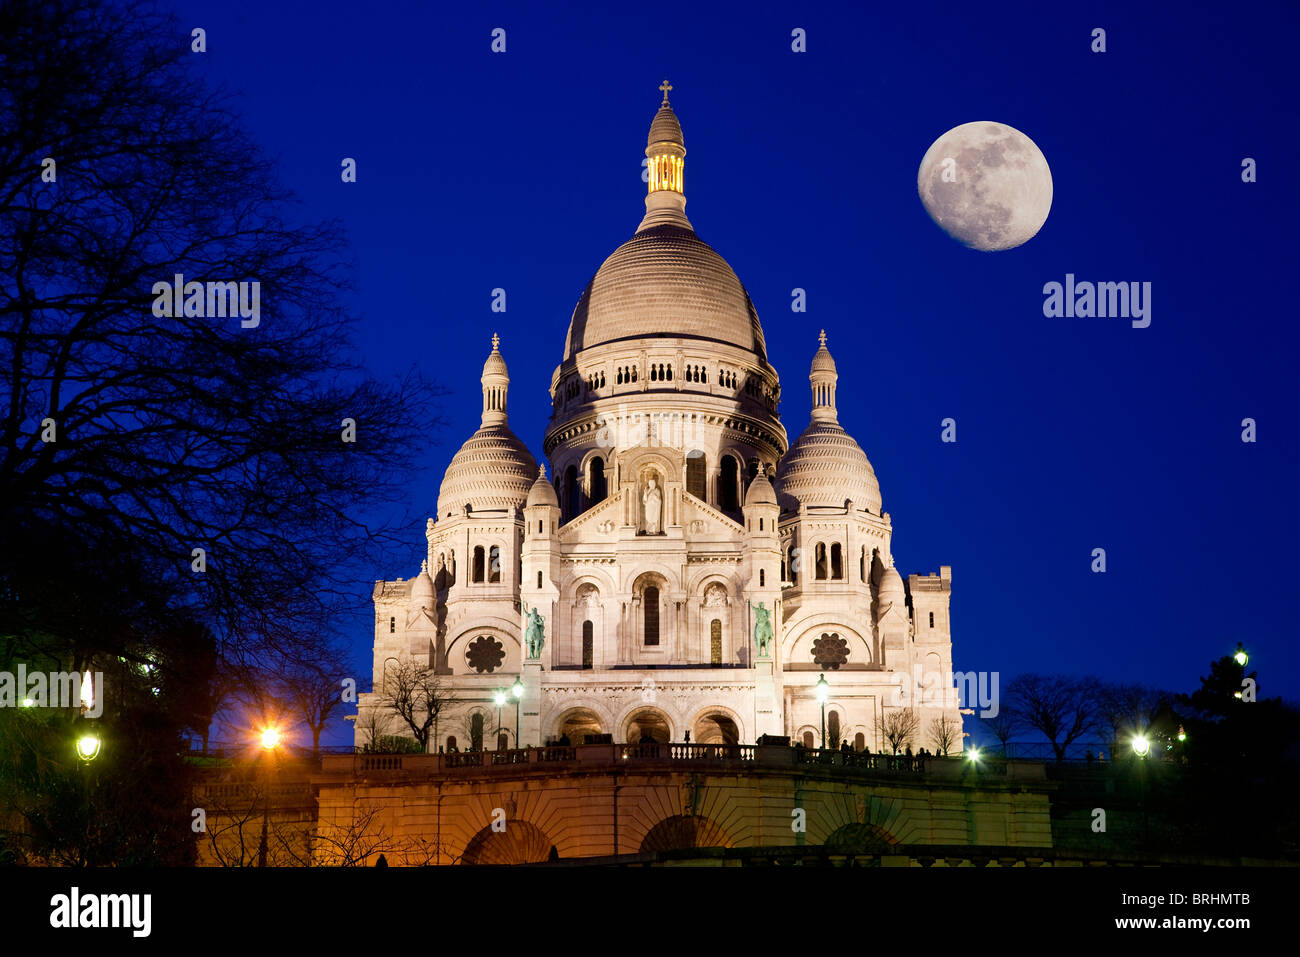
[[437, 427, 537, 517], [744, 470, 778, 507], [776, 420, 882, 513], [774, 331, 882, 514], [563, 225, 767, 361], [878, 564, 906, 604], [436, 336, 538, 518], [410, 562, 435, 609]]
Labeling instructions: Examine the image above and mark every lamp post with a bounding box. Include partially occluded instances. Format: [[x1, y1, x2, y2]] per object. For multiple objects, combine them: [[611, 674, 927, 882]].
[[1233, 643, 1249, 667], [493, 689, 507, 747], [512, 677, 524, 747], [258, 726, 280, 867], [815, 673, 829, 749], [1131, 732, 1150, 848]]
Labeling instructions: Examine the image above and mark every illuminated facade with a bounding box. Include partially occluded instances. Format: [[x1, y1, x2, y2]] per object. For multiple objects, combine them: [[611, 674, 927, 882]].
[[357, 84, 962, 754]]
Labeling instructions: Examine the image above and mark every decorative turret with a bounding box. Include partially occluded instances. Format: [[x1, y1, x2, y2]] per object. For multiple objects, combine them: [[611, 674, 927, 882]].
[[481, 332, 510, 427], [638, 79, 692, 231], [810, 329, 838, 421]]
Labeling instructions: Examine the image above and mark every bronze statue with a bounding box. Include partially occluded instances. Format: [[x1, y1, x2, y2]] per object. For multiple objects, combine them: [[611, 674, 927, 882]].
[[750, 600, 773, 657]]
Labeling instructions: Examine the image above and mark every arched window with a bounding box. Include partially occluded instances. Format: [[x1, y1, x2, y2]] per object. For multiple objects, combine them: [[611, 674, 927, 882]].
[[860, 546, 866, 582], [470, 713, 484, 751], [472, 546, 486, 583], [564, 465, 579, 520], [446, 736, 457, 752], [497, 732, 509, 751], [389, 616, 395, 634], [830, 543, 843, 580], [582, 621, 594, 669], [589, 456, 607, 504], [643, 586, 660, 646], [686, 450, 706, 500], [719, 455, 740, 512], [780, 552, 786, 582], [759, 568, 766, 587], [815, 543, 827, 580], [788, 547, 799, 586], [854, 732, 865, 752], [828, 710, 841, 747], [488, 545, 501, 583], [710, 619, 722, 665], [537, 570, 543, 589], [802, 731, 815, 749]]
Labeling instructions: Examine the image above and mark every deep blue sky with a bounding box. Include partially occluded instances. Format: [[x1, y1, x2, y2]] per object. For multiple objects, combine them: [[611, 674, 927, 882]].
[[170, 0, 1300, 733]]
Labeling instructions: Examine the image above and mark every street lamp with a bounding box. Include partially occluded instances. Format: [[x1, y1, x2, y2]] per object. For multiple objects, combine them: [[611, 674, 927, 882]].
[[493, 689, 507, 745], [966, 746, 981, 764], [258, 726, 280, 867], [75, 732, 102, 762], [1131, 734, 1150, 758], [75, 670, 101, 761], [815, 673, 829, 749], [512, 677, 524, 747], [1233, 643, 1249, 667]]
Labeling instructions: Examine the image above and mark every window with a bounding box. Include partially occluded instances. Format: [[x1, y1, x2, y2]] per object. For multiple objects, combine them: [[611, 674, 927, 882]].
[[497, 732, 509, 751], [759, 517, 764, 531], [815, 543, 827, 580], [565, 465, 579, 520], [470, 713, 484, 751], [802, 731, 815, 749], [831, 543, 843, 580], [389, 616, 395, 634], [537, 571, 543, 589], [710, 619, 722, 665], [643, 586, 660, 646], [929, 611, 935, 628], [719, 455, 740, 511], [446, 736, 457, 752], [828, 710, 841, 748], [488, 545, 501, 583], [780, 552, 786, 582], [759, 569, 766, 587], [472, 546, 485, 583], [582, 621, 593, 669], [686, 451, 706, 500], [538, 520, 543, 534], [860, 546, 866, 582], [589, 456, 607, 504], [788, 547, 798, 586], [854, 732, 865, 752]]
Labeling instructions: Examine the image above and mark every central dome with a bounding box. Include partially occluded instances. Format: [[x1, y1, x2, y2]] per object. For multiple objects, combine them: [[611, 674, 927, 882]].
[[563, 224, 767, 361]]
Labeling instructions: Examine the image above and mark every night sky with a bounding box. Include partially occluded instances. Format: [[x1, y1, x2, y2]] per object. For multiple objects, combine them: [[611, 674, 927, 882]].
[[167, 0, 1300, 736]]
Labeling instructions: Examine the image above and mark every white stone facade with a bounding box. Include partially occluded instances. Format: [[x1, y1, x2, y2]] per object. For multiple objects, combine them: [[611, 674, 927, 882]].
[[357, 88, 962, 755]]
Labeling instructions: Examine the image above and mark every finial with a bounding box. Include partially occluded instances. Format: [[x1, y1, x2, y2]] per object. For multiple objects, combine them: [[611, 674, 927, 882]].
[[818, 329, 827, 347], [491, 332, 500, 351], [538, 463, 547, 479], [659, 78, 672, 105], [421, 559, 428, 573]]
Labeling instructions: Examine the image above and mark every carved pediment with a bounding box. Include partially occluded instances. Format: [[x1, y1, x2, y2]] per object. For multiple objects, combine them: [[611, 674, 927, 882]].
[[558, 490, 623, 542]]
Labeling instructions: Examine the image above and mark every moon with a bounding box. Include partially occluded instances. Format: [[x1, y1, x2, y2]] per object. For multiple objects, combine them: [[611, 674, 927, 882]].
[[917, 121, 1053, 251]]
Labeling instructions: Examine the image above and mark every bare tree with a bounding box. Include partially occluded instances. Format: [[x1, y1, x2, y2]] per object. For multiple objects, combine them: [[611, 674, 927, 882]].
[[356, 706, 397, 753], [273, 643, 354, 755], [1005, 674, 1101, 762], [985, 708, 1021, 756], [380, 661, 457, 752], [928, 715, 962, 756], [881, 709, 920, 754], [1097, 682, 1174, 753]]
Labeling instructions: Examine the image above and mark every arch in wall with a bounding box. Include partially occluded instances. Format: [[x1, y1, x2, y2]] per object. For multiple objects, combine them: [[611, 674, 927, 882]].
[[638, 814, 734, 854], [690, 704, 744, 745], [461, 820, 554, 865], [685, 450, 707, 501], [718, 454, 741, 512], [823, 822, 900, 855], [621, 706, 673, 744], [552, 707, 606, 744]]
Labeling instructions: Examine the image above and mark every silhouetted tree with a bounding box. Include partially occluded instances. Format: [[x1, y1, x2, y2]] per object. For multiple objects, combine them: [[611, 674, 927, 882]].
[[1005, 674, 1100, 762]]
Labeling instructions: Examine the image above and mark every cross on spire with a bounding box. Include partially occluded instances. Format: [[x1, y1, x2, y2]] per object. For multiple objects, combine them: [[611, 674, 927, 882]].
[[491, 332, 500, 350], [818, 329, 827, 347], [659, 78, 672, 104]]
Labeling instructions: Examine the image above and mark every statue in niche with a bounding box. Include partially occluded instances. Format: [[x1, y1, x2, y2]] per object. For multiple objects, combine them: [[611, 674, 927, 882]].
[[750, 601, 773, 657], [642, 475, 663, 535], [523, 602, 545, 659]]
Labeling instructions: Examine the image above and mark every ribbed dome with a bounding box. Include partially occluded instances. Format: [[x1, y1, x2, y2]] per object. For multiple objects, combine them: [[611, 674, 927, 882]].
[[437, 425, 537, 517], [811, 341, 837, 374], [648, 104, 683, 148], [776, 420, 882, 513], [564, 225, 767, 360], [526, 463, 559, 508]]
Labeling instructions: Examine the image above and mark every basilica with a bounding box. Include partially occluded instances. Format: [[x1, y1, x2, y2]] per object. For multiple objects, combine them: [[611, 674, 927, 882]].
[[357, 85, 961, 755]]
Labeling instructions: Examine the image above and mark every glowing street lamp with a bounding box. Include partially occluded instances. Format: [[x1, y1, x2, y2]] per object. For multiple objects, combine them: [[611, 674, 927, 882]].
[[1233, 643, 1249, 667], [1131, 734, 1151, 758], [493, 689, 507, 742], [512, 678, 524, 747], [75, 732, 102, 762], [1177, 725, 1187, 743], [260, 726, 281, 750], [257, 726, 281, 866], [815, 673, 830, 749], [966, 746, 981, 763]]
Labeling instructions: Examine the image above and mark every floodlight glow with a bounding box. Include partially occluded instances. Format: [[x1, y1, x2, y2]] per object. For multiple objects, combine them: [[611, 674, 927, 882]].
[[512, 678, 524, 698], [1131, 735, 1151, 757], [76, 733, 102, 761], [260, 727, 281, 750]]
